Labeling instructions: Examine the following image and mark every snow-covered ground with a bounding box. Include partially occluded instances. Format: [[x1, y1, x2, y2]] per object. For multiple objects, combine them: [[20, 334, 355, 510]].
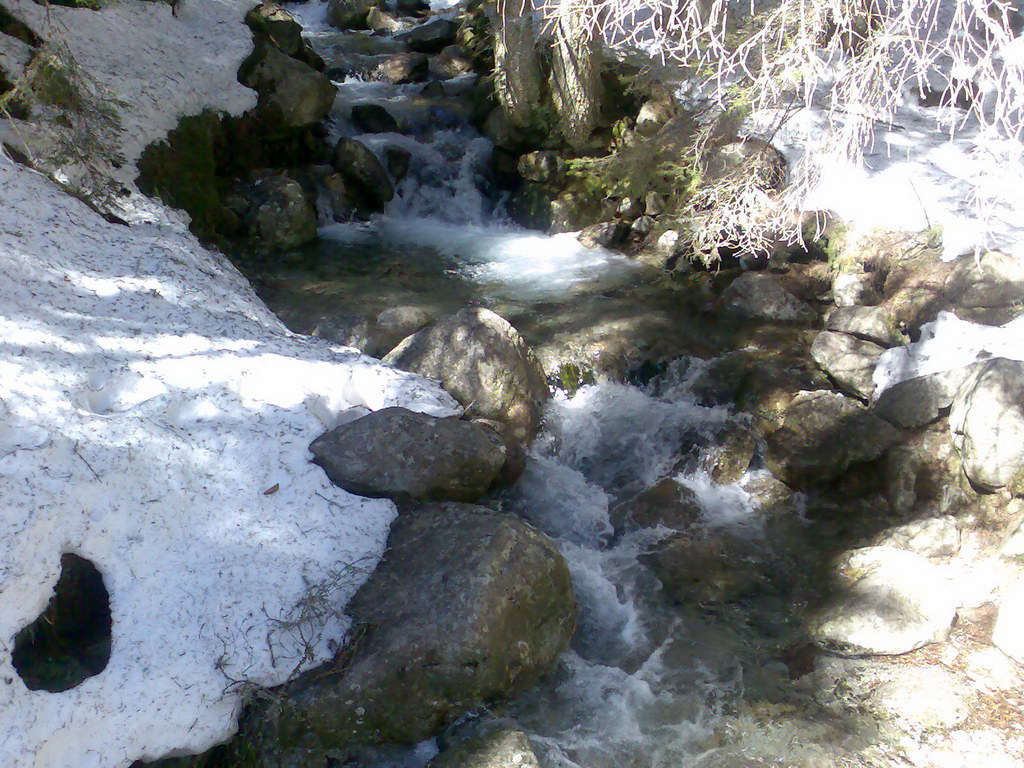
[[0, 2, 459, 766]]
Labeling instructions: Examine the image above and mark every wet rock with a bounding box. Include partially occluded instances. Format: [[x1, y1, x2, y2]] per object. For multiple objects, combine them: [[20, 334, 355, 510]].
[[644, 191, 665, 217], [616, 196, 644, 220], [517, 150, 561, 183], [242, 176, 317, 251], [366, 7, 402, 33], [326, 0, 374, 30], [350, 103, 399, 133], [949, 357, 1024, 491], [577, 220, 629, 249], [702, 421, 757, 484], [331, 137, 394, 210], [429, 724, 543, 768], [945, 250, 1024, 309], [871, 516, 961, 557], [321, 172, 356, 221], [384, 308, 550, 442], [397, 0, 430, 13], [993, 580, 1024, 664], [245, 2, 305, 59], [810, 330, 886, 401], [634, 229, 683, 269], [264, 504, 575, 748], [400, 18, 459, 54], [808, 546, 957, 655], [238, 44, 336, 130], [375, 51, 429, 83], [384, 145, 412, 182], [429, 44, 475, 79], [765, 390, 902, 486], [610, 477, 703, 534], [719, 273, 815, 323], [310, 407, 506, 502], [643, 533, 765, 605], [824, 305, 902, 347]]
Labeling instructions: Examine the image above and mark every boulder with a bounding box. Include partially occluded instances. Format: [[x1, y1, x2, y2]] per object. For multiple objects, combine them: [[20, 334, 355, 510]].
[[384, 145, 412, 182], [609, 477, 703, 534], [719, 273, 815, 323], [872, 367, 975, 429], [401, 18, 460, 54], [238, 44, 336, 130], [810, 330, 886, 401], [701, 138, 786, 193], [945, 250, 1024, 309], [331, 137, 395, 210], [765, 390, 902, 486], [832, 270, 879, 307], [428, 725, 543, 768], [642, 533, 765, 605], [366, 6, 402, 33], [326, 0, 374, 29], [881, 424, 975, 519], [577, 220, 629, 249], [375, 51, 429, 83], [309, 407, 506, 502], [949, 357, 1024, 491], [245, 2, 305, 59], [429, 44, 475, 79], [825, 305, 902, 347], [242, 175, 317, 252], [266, 504, 575, 748], [871, 516, 961, 558], [350, 103, 399, 133], [1001, 501, 1024, 558], [808, 546, 957, 655], [397, 0, 430, 14], [384, 308, 550, 441], [702, 421, 756, 484]]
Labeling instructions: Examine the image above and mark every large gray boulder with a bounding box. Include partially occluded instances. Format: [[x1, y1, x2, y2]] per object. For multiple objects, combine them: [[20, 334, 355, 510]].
[[609, 477, 703, 534], [949, 357, 1024, 491], [384, 308, 550, 441], [310, 407, 506, 502], [765, 390, 902, 486], [872, 367, 978, 429], [264, 504, 575, 749], [399, 18, 459, 54], [332, 137, 395, 211], [945, 250, 1024, 309], [719, 273, 814, 323], [327, 0, 375, 29], [825, 305, 902, 347], [242, 176, 317, 252], [810, 330, 886, 401], [239, 44, 336, 130], [808, 546, 957, 656]]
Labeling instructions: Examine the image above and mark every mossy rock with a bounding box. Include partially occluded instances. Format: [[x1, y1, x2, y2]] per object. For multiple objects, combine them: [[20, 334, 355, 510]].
[[137, 111, 238, 245]]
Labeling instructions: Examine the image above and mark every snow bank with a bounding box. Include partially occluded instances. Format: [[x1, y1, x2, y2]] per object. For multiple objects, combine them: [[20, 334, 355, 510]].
[[0, 149, 459, 768], [0, 1, 461, 765]]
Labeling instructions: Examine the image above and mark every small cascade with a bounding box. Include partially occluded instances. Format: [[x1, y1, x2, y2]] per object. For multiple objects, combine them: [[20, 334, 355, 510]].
[[257, 7, 813, 768]]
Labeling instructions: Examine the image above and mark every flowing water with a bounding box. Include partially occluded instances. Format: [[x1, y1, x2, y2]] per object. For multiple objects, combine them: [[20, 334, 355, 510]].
[[257, 5, 842, 766]]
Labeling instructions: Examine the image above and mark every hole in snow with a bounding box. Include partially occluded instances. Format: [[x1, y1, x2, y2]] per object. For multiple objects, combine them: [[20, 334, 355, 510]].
[[12, 553, 112, 692]]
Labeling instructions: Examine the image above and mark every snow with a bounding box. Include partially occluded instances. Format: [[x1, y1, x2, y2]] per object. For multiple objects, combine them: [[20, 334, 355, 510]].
[[0, 1, 460, 766]]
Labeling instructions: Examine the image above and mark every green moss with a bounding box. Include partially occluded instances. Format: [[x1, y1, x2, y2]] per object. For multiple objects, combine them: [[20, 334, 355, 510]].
[[551, 363, 595, 397]]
